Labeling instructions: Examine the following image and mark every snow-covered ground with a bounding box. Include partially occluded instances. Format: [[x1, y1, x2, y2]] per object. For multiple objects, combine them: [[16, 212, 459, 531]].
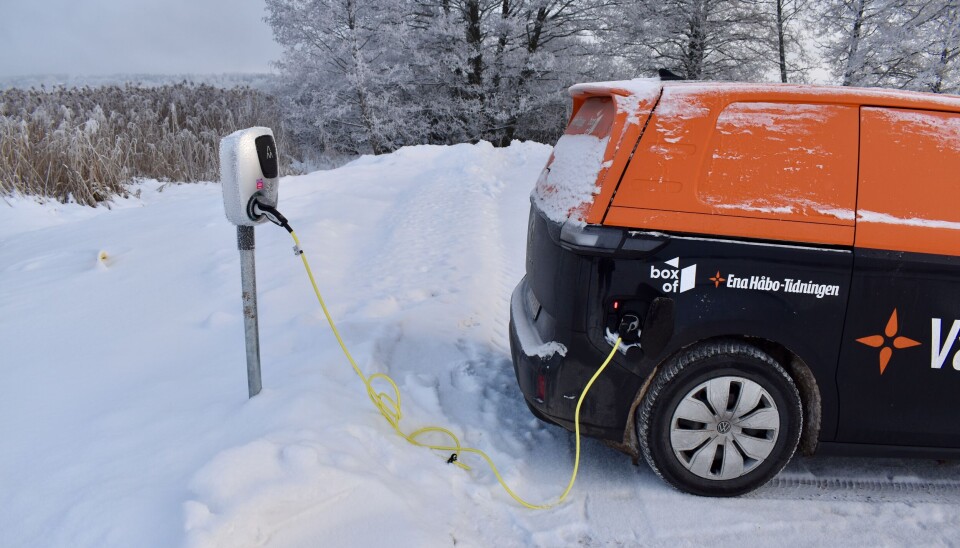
[[3, 141, 960, 547]]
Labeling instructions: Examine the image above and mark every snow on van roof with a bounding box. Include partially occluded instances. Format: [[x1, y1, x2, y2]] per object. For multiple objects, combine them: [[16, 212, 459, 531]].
[[568, 78, 662, 98], [570, 78, 663, 127], [656, 81, 960, 111], [569, 78, 960, 112]]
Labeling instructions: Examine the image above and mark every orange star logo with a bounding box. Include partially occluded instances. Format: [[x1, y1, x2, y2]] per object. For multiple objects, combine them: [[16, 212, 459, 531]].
[[856, 309, 921, 375], [709, 271, 726, 288]]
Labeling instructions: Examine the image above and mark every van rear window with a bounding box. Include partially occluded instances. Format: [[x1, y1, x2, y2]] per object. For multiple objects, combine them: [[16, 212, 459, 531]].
[[533, 97, 614, 225], [700, 102, 858, 224], [857, 107, 960, 256]]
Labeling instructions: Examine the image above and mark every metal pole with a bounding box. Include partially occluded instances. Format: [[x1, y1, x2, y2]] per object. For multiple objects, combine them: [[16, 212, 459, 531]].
[[237, 225, 262, 398]]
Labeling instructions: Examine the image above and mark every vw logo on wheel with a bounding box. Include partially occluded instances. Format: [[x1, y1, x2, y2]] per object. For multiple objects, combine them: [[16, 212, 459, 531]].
[[716, 420, 732, 434]]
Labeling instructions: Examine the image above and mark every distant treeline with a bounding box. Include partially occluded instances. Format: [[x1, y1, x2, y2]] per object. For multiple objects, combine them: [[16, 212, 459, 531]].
[[0, 73, 277, 92], [0, 83, 290, 206]]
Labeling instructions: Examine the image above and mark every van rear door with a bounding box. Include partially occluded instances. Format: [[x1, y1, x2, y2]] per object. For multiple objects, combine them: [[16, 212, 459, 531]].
[[532, 80, 661, 226], [836, 107, 960, 449]]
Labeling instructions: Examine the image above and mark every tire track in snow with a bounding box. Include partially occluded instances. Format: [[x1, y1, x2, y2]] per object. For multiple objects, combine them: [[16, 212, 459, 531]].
[[764, 474, 960, 497], [337, 146, 544, 442], [755, 472, 960, 503], [351, 148, 503, 325], [340, 144, 582, 515], [304, 144, 599, 539]]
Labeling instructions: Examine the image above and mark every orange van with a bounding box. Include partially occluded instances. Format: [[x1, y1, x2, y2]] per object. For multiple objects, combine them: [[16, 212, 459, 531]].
[[509, 78, 960, 496]]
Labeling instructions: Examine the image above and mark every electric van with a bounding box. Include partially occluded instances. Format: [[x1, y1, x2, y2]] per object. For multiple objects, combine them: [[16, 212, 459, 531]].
[[508, 78, 960, 496]]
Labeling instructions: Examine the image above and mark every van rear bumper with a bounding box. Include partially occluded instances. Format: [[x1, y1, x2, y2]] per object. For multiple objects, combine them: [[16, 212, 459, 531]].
[[508, 277, 632, 441]]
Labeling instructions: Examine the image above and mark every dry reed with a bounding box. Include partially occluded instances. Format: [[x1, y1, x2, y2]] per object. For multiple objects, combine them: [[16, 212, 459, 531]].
[[0, 83, 293, 206]]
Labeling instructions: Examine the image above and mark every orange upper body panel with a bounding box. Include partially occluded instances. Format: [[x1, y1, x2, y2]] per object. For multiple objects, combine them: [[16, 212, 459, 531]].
[[857, 107, 960, 256], [573, 81, 960, 253]]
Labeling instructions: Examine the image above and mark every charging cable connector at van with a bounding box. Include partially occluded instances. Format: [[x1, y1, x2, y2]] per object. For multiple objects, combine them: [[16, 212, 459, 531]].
[[254, 199, 624, 510], [618, 314, 641, 342]]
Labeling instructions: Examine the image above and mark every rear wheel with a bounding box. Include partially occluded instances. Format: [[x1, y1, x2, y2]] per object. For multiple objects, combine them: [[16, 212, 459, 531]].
[[637, 341, 802, 496]]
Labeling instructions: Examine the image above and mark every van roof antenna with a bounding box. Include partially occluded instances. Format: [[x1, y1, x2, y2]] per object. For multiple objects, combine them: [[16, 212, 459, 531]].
[[658, 69, 684, 81]]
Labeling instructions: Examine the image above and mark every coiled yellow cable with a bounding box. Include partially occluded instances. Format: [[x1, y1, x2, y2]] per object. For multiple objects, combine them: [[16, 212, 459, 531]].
[[290, 230, 622, 509]]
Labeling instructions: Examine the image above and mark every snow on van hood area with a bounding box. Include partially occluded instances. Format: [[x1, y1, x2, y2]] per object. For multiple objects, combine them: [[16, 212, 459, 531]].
[[3, 141, 960, 547]]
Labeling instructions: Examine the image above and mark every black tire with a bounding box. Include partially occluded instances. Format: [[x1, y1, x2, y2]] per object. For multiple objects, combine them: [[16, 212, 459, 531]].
[[637, 340, 802, 497]]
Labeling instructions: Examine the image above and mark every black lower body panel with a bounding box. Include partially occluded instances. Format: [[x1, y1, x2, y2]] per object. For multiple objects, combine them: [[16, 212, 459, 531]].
[[508, 277, 643, 442], [509, 203, 861, 455], [817, 441, 960, 460]]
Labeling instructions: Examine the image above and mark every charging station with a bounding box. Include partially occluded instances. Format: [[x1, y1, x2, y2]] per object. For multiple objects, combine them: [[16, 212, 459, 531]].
[[219, 127, 281, 398], [216, 125, 622, 507]]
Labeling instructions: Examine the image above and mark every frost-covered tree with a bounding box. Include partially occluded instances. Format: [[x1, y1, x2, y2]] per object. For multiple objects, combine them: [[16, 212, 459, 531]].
[[812, 0, 934, 88], [265, 0, 421, 154], [913, 0, 960, 92], [615, 0, 775, 81], [266, 0, 617, 152], [409, 0, 618, 145], [770, 0, 811, 82], [491, 0, 620, 144]]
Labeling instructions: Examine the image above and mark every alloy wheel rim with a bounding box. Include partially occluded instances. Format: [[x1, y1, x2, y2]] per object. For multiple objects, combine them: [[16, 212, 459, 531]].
[[669, 376, 780, 481]]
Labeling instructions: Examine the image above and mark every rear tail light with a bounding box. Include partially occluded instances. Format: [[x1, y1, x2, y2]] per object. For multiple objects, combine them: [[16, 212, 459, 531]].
[[559, 221, 625, 252], [558, 220, 665, 255], [536, 371, 547, 401]]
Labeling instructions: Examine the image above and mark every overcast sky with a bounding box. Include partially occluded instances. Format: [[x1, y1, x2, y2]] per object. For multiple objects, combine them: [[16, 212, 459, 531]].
[[0, 0, 282, 77]]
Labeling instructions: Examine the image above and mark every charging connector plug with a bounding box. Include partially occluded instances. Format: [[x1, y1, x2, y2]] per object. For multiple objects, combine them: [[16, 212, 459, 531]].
[[252, 201, 293, 233], [618, 314, 641, 344]]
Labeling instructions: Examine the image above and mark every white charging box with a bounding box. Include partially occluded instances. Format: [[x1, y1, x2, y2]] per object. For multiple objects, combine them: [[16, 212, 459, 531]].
[[220, 127, 280, 226]]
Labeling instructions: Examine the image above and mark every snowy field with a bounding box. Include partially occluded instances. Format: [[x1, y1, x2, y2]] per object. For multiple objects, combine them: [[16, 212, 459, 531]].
[[3, 141, 960, 547]]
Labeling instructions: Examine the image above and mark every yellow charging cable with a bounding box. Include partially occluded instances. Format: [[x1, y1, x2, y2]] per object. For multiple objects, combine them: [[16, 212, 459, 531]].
[[290, 230, 622, 509]]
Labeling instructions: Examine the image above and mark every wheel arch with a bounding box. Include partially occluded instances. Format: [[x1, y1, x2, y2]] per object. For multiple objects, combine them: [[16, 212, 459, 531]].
[[620, 334, 822, 458]]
